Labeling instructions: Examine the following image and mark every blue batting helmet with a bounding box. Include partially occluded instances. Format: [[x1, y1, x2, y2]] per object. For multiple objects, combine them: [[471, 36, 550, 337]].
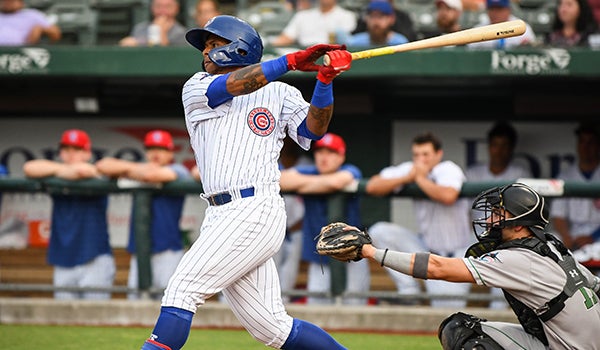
[[185, 15, 263, 67]]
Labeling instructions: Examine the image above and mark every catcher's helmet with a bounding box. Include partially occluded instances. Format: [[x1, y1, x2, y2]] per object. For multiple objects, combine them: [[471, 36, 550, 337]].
[[185, 15, 263, 67], [471, 183, 549, 243]]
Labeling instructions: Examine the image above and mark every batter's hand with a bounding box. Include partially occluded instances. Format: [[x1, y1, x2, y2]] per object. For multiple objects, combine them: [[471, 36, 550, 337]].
[[317, 50, 352, 84], [287, 44, 346, 72]]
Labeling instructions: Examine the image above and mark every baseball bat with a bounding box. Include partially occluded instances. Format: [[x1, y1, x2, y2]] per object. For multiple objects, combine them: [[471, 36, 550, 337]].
[[323, 20, 526, 65]]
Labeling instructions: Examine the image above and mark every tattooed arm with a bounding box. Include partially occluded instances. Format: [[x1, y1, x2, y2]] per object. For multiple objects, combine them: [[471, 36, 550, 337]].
[[222, 61, 334, 137]]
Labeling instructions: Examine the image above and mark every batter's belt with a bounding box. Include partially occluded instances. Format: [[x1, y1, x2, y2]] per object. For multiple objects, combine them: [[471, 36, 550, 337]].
[[206, 187, 255, 206]]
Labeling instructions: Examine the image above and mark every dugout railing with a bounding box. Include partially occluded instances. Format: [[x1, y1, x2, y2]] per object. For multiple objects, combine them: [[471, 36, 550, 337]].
[[0, 177, 598, 303]]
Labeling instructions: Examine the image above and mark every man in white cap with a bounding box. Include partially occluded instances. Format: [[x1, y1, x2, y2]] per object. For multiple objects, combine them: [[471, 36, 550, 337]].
[[423, 0, 463, 38]]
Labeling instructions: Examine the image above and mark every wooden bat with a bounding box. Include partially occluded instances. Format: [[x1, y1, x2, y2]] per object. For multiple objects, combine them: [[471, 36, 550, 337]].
[[323, 20, 526, 65]]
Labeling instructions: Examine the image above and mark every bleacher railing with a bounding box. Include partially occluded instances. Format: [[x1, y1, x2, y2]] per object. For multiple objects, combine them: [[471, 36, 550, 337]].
[[0, 177, 598, 302]]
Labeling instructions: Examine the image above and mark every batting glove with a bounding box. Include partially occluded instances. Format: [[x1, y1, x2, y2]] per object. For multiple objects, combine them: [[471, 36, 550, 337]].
[[287, 44, 346, 72], [317, 50, 352, 84]]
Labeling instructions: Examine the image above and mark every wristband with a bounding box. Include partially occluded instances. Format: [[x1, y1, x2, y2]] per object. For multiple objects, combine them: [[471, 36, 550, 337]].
[[412, 253, 430, 279], [261, 56, 289, 82], [310, 80, 333, 108], [381, 248, 389, 267]]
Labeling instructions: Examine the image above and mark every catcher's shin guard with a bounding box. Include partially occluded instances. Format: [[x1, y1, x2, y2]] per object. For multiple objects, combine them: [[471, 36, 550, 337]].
[[438, 312, 503, 350]]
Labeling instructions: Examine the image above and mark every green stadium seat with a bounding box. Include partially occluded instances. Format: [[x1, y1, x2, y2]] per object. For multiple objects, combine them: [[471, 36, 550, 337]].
[[89, 0, 150, 45], [339, 0, 370, 12], [460, 9, 487, 30], [24, 0, 53, 10], [403, 2, 437, 39], [46, 3, 99, 45], [237, 1, 294, 41], [512, 2, 556, 38]]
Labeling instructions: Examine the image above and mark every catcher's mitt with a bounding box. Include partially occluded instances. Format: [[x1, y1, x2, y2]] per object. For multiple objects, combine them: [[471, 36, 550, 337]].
[[316, 222, 372, 262]]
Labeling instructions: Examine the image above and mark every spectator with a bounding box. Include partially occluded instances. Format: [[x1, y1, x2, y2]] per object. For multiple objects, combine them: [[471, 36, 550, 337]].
[[352, 0, 417, 42], [280, 133, 369, 305], [467, 0, 537, 49], [190, 164, 201, 181], [96, 130, 191, 299], [23, 129, 115, 300], [0, 0, 61, 46], [590, 0, 600, 23], [550, 122, 600, 251], [273, 137, 312, 303], [337, 0, 408, 47], [462, 0, 485, 11], [194, 0, 220, 28], [546, 0, 598, 47], [270, 0, 356, 47], [466, 121, 531, 310], [365, 132, 474, 307], [466, 121, 531, 182], [357, 183, 600, 349], [422, 0, 464, 38], [119, 0, 187, 47]]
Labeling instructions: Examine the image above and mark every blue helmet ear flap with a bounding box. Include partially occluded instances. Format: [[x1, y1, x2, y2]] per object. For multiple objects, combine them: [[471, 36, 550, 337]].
[[208, 39, 262, 67]]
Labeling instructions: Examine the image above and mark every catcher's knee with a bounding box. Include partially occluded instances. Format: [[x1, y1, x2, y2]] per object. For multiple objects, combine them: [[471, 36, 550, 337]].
[[438, 312, 504, 350]]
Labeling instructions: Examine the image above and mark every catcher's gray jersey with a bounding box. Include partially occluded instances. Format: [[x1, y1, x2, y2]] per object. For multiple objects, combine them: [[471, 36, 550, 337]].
[[464, 243, 600, 349]]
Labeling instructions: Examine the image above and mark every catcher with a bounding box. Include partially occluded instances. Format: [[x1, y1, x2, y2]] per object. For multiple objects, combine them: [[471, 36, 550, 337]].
[[317, 183, 600, 350]]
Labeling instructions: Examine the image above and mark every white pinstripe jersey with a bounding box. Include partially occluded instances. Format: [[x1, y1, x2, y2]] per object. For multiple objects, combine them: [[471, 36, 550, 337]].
[[380, 160, 473, 253], [182, 72, 312, 195]]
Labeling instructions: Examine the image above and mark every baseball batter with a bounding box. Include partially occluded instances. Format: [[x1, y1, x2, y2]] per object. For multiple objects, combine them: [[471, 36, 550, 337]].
[[356, 183, 600, 349], [140, 15, 352, 350]]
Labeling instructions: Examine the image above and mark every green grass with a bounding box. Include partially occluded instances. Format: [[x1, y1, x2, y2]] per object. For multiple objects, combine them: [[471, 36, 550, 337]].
[[0, 324, 440, 349]]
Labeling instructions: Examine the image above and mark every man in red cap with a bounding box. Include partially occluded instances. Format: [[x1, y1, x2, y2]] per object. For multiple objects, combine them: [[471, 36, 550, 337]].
[[280, 133, 369, 305], [23, 129, 115, 300], [96, 129, 191, 299]]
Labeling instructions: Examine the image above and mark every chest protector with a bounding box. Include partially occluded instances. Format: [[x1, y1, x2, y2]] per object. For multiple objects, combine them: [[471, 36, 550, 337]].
[[467, 234, 588, 345]]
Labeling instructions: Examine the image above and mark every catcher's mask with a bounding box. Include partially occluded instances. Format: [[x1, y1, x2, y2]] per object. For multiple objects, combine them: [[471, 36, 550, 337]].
[[471, 183, 549, 243]]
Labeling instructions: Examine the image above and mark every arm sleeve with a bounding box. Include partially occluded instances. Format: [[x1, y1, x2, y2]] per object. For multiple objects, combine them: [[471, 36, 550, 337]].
[[206, 74, 234, 108]]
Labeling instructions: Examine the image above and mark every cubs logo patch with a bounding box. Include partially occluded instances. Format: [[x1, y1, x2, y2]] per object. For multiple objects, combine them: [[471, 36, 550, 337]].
[[247, 107, 275, 136]]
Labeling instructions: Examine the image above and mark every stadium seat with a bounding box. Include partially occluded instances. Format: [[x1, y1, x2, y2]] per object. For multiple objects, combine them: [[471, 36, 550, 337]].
[[46, 3, 99, 45], [339, 0, 370, 13], [89, 0, 150, 45], [512, 2, 556, 38], [24, 0, 53, 10], [403, 2, 437, 39], [181, 0, 198, 29], [237, 1, 294, 41], [517, 0, 548, 9], [460, 9, 487, 30]]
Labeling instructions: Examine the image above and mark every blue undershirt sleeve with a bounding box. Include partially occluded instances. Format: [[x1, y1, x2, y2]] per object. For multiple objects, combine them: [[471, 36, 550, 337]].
[[297, 119, 323, 141], [206, 74, 234, 109]]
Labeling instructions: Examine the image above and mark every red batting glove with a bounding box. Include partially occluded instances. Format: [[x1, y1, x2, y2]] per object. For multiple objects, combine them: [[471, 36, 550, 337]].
[[317, 50, 352, 84], [286, 44, 346, 72]]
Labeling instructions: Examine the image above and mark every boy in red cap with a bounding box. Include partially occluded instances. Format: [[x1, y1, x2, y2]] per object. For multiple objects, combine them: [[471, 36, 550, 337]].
[[96, 129, 191, 299], [280, 133, 369, 305], [23, 129, 115, 300]]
